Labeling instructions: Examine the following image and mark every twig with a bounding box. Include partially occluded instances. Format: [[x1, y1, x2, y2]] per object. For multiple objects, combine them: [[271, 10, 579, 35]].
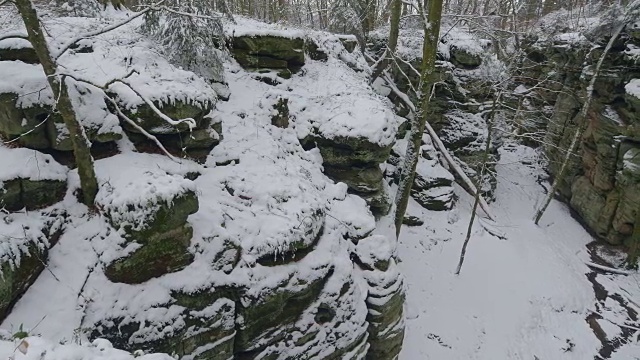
[[59, 73, 180, 162], [111, 79, 197, 130]]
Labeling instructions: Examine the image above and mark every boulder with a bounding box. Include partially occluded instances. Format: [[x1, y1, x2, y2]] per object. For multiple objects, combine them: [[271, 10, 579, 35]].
[[339, 36, 358, 53], [118, 191, 199, 242], [315, 136, 393, 167], [0, 218, 62, 322], [0, 180, 22, 211], [92, 295, 236, 359], [0, 178, 66, 212], [21, 179, 67, 210], [233, 50, 289, 69], [402, 215, 424, 226], [411, 158, 455, 211], [0, 93, 51, 149], [0, 39, 39, 64], [412, 186, 455, 211], [105, 225, 195, 284], [324, 165, 383, 193], [449, 46, 482, 68], [232, 35, 305, 67]]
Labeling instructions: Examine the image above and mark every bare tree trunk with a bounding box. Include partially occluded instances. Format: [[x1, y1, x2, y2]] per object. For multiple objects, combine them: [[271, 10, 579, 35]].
[[534, 22, 625, 225], [455, 92, 500, 275], [15, 0, 99, 206], [626, 210, 640, 269], [394, 0, 444, 238], [370, 0, 402, 81]]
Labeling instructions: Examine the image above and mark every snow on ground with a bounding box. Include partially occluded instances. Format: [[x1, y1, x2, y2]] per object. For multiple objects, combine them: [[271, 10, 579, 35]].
[[626, 78, 640, 99], [398, 143, 640, 359]]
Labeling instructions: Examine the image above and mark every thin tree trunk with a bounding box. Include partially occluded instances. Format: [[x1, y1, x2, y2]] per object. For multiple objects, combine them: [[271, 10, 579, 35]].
[[370, 0, 401, 81], [626, 213, 639, 269], [15, 0, 99, 206], [534, 22, 625, 225], [394, 0, 444, 239], [455, 92, 500, 275]]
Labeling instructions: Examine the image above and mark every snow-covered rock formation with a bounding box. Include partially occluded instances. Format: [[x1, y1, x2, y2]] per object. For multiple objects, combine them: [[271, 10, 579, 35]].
[[0, 10, 404, 360]]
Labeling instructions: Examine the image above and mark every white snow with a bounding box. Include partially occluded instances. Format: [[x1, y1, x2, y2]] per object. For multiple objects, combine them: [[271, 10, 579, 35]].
[[0, 337, 172, 360], [2, 6, 638, 360], [623, 147, 640, 172], [0, 146, 68, 182], [225, 16, 306, 39], [398, 143, 640, 359], [0, 12, 219, 131], [0, 37, 32, 50], [93, 152, 198, 232], [625, 78, 640, 99]]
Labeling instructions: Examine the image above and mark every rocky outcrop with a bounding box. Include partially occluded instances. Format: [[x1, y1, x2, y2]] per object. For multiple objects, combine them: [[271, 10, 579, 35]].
[[1, 25, 405, 360], [94, 156, 199, 284], [0, 147, 68, 212], [412, 157, 455, 211], [368, 26, 500, 199], [315, 135, 393, 215], [354, 235, 405, 360], [521, 23, 640, 248], [0, 48, 221, 162]]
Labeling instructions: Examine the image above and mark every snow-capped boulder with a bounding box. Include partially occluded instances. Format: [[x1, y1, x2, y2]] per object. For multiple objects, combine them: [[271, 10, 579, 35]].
[[94, 153, 199, 284], [0, 38, 38, 64], [0, 147, 67, 211], [411, 158, 455, 211]]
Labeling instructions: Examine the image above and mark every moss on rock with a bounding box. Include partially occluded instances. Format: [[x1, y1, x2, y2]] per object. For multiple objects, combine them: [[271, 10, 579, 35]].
[[232, 36, 305, 66], [323, 165, 383, 193], [234, 268, 331, 352], [21, 179, 66, 210], [105, 225, 195, 284], [314, 136, 393, 167], [0, 180, 22, 211], [0, 245, 46, 321]]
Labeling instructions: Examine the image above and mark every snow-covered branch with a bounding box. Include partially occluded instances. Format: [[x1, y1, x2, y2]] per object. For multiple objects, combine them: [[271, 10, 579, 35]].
[[112, 80, 197, 130], [57, 73, 180, 162]]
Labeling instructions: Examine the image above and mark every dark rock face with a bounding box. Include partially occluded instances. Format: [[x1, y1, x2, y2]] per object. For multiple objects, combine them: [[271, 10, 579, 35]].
[[315, 135, 393, 216], [520, 24, 640, 248], [0, 216, 63, 322], [232, 36, 306, 68], [0, 178, 66, 212], [0, 39, 39, 64]]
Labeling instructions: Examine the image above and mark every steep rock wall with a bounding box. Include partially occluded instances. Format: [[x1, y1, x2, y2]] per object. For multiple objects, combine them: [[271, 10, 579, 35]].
[[521, 23, 640, 247]]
